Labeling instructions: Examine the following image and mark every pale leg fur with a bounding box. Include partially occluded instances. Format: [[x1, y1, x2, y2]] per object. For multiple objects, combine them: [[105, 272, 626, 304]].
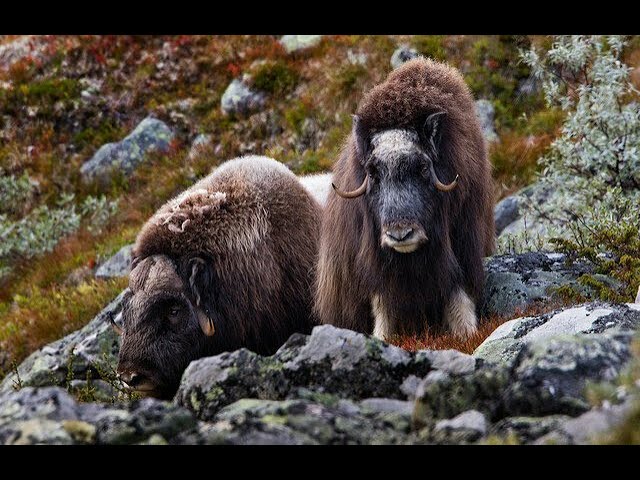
[[444, 289, 478, 338], [371, 294, 392, 341]]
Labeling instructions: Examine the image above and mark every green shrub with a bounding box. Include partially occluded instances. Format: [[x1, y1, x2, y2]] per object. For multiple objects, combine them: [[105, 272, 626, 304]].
[[0, 78, 81, 114], [333, 63, 367, 97], [251, 61, 299, 96], [0, 193, 118, 278], [412, 36, 447, 61], [550, 204, 640, 302], [508, 36, 640, 271], [0, 172, 35, 216], [464, 35, 542, 130]]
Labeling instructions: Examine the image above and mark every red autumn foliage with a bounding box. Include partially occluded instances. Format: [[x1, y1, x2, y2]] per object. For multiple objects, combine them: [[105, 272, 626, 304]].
[[226, 62, 241, 77], [388, 300, 573, 354]]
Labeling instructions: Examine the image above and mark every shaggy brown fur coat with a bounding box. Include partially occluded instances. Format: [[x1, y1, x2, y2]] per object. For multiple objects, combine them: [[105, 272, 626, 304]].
[[314, 58, 495, 337], [132, 155, 321, 355]]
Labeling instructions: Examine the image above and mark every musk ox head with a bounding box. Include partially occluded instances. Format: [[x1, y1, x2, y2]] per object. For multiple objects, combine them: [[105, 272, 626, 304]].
[[333, 113, 458, 254], [111, 254, 216, 399]]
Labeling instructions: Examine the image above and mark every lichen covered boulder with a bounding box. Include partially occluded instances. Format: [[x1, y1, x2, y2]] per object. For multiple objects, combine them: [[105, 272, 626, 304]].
[[480, 252, 620, 318], [0, 291, 126, 396], [176, 325, 433, 420], [474, 302, 640, 365], [80, 117, 174, 183], [220, 78, 266, 116]]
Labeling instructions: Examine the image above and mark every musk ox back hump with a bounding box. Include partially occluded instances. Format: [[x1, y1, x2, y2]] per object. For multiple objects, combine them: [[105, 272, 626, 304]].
[[134, 155, 320, 262]]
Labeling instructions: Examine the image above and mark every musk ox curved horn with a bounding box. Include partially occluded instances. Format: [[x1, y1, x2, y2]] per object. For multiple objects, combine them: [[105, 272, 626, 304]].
[[110, 311, 123, 336], [430, 163, 458, 192], [332, 175, 369, 199]]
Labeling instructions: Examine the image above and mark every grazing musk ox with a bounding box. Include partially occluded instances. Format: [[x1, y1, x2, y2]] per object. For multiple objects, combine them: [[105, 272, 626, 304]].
[[314, 58, 495, 340], [112, 156, 320, 399]]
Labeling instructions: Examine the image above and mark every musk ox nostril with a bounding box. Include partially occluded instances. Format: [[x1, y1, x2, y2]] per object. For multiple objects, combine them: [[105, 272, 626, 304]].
[[386, 227, 414, 242], [119, 371, 144, 388]]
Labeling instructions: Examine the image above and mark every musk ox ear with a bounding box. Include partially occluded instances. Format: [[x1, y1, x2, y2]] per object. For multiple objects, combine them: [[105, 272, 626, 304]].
[[352, 115, 370, 163], [422, 111, 446, 150], [188, 257, 213, 308], [187, 257, 216, 336]]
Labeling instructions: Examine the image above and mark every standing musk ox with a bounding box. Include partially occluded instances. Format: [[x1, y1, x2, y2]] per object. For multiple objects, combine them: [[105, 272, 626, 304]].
[[314, 58, 495, 340], [112, 156, 320, 399]]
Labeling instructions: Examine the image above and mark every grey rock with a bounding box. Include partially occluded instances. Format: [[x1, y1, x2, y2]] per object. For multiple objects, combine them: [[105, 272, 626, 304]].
[[475, 302, 640, 365], [503, 332, 635, 416], [480, 251, 619, 319], [0, 387, 82, 427], [475, 99, 498, 143], [413, 367, 509, 424], [94, 398, 197, 445], [0, 386, 197, 445], [494, 195, 520, 236], [535, 400, 634, 445], [400, 375, 423, 400], [177, 325, 432, 420], [278, 325, 424, 396], [434, 409, 487, 441], [490, 415, 570, 444], [203, 397, 411, 445], [187, 134, 212, 160], [0, 291, 126, 395], [80, 117, 174, 183], [0, 387, 85, 444], [360, 398, 413, 415], [220, 78, 266, 116], [0, 419, 75, 445], [279, 35, 323, 54], [416, 304, 639, 427], [496, 182, 556, 240], [175, 348, 279, 421], [95, 244, 133, 279], [390, 45, 420, 69], [415, 350, 476, 376]]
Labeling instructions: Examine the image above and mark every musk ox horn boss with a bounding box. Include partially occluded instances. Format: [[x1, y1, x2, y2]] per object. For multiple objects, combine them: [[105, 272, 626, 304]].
[[112, 156, 320, 399], [314, 58, 495, 341]]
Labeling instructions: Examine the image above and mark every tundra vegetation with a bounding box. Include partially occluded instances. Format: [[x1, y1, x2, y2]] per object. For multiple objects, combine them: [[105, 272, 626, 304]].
[[1, 35, 640, 444]]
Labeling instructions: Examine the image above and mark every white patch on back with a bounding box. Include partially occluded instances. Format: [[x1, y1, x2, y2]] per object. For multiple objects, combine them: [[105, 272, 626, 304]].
[[212, 155, 296, 185], [444, 289, 478, 338], [299, 173, 332, 207]]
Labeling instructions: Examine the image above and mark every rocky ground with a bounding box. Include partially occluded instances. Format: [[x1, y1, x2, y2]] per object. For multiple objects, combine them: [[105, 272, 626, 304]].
[[2, 251, 639, 445]]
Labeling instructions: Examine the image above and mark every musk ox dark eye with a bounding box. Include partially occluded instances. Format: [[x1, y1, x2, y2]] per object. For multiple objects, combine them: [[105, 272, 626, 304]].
[[167, 305, 182, 323]]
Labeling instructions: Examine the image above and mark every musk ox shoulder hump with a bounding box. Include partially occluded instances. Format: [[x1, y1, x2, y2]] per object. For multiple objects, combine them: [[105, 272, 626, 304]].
[[133, 155, 320, 260]]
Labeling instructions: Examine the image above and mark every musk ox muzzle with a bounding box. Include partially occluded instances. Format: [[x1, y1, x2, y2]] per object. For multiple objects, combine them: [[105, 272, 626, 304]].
[[381, 222, 427, 253]]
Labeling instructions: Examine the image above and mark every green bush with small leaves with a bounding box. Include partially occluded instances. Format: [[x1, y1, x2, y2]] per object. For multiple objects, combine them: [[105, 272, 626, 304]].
[[502, 36, 640, 301]]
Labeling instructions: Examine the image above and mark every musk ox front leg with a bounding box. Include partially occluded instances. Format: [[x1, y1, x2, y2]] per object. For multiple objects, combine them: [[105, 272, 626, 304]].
[[371, 294, 393, 341], [443, 288, 478, 338]]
